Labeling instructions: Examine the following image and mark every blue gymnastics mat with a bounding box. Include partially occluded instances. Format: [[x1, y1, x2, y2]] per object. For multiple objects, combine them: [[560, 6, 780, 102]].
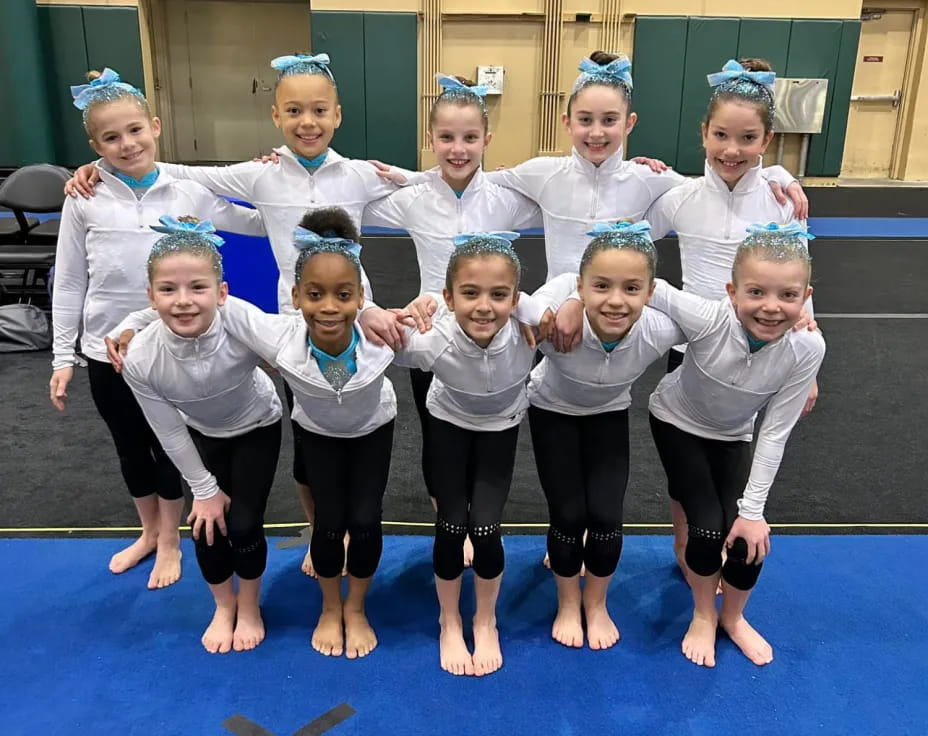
[[0, 535, 925, 735]]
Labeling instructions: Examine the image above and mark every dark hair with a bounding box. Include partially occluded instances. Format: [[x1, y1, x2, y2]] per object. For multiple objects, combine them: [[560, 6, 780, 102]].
[[293, 207, 361, 283], [147, 216, 223, 282], [567, 50, 632, 118], [704, 58, 775, 134], [429, 75, 489, 134], [445, 237, 521, 292], [274, 51, 337, 92], [579, 230, 657, 281]]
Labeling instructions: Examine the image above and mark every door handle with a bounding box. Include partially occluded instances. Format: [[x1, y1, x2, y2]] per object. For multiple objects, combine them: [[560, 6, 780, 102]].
[[252, 78, 257, 94], [850, 89, 902, 107]]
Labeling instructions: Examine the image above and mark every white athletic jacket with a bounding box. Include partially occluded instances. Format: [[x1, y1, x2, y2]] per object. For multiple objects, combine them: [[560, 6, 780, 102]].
[[160, 147, 408, 313], [393, 294, 546, 431], [529, 273, 684, 415], [647, 280, 826, 520], [111, 312, 282, 500], [52, 164, 265, 369], [362, 168, 541, 294], [218, 296, 396, 438]]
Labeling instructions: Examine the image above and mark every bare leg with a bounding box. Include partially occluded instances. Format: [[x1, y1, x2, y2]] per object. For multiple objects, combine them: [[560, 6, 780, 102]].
[[233, 576, 265, 651], [670, 500, 689, 579], [149, 496, 183, 589], [682, 571, 720, 668], [583, 572, 620, 650], [312, 575, 344, 656], [298, 483, 317, 577], [343, 574, 377, 659], [109, 494, 159, 574], [435, 575, 474, 675], [551, 573, 584, 648], [720, 582, 773, 666], [202, 578, 236, 654], [472, 573, 503, 676]]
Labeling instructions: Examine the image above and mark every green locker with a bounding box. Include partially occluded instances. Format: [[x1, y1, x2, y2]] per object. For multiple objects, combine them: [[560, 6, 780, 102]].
[[821, 21, 861, 176], [82, 7, 145, 96], [628, 16, 687, 162], [737, 19, 791, 73]]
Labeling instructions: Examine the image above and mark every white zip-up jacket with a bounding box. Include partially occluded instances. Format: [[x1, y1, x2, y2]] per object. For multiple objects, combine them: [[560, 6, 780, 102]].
[[393, 294, 546, 431], [362, 168, 541, 294], [161, 147, 408, 313], [218, 296, 396, 438], [52, 164, 265, 369], [111, 312, 282, 500], [647, 280, 826, 520]]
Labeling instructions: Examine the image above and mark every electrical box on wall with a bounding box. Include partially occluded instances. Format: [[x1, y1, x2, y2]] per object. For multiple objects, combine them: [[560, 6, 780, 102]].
[[477, 66, 504, 95]]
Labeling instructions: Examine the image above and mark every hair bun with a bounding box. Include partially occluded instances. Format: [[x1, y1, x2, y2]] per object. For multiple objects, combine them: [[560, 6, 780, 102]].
[[86, 70, 102, 82], [589, 50, 621, 66], [738, 58, 773, 73], [453, 75, 477, 87]]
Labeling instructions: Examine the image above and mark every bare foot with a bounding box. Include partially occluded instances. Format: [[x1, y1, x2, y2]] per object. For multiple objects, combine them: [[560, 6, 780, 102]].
[[584, 601, 620, 650], [543, 552, 551, 569], [109, 535, 157, 574], [312, 607, 344, 657], [682, 612, 718, 668], [463, 535, 474, 569], [344, 608, 377, 659], [551, 601, 584, 648], [202, 603, 236, 654], [233, 601, 266, 652], [301, 544, 317, 578], [439, 616, 474, 676], [472, 619, 503, 676], [721, 615, 773, 666], [148, 544, 182, 589]]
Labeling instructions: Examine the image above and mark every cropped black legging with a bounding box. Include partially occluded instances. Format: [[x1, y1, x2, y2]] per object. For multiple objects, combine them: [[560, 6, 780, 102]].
[[409, 368, 436, 498], [296, 421, 394, 579], [529, 406, 629, 578], [189, 421, 281, 585], [429, 416, 519, 581]]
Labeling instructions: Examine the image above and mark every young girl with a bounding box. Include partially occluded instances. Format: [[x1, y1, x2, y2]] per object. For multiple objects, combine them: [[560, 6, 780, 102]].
[[217, 208, 396, 660], [528, 222, 685, 650], [394, 232, 546, 677], [646, 58, 819, 581], [50, 69, 266, 588], [647, 222, 825, 668], [107, 218, 281, 654]]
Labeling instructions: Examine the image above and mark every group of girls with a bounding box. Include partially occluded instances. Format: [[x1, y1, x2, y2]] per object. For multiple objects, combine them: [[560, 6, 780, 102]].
[[52, 47, 822, 675]]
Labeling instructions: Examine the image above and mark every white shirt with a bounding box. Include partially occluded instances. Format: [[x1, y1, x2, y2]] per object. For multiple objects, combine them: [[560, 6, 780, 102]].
[[52, 164, 265, 368], [161, 147, 407, 314], [362, 168, 541, 295], [218, 296, 396, 438], [647, 280, 826, 520], [112, 312, 282, 500]]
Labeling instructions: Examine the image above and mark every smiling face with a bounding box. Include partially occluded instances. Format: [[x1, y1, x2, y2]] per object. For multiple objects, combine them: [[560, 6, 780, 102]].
[[578, 247, 654, 342], [428, 101, 491, 192], [727, 254, 812, 342], [272, 73, 342, 159], [148, 252, 227, 338], [443, 254, 520, 348], [292, 251, 363, 355], [88, 98, 161, 180], [563, 85, 637, 166], [702, 100, 774, 188]]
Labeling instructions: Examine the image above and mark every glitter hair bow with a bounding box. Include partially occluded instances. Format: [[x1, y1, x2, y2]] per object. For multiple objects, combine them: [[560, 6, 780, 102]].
[[293, 226, 362, 258], [707, 60, 775, 93], [453, 231, 520, 248], [436, 73, 489, 98], [70, 68, 140, 110], [150, 216, 224, 247], [745, 222, 815, 241], [271, 53, 334, 81], [573, 55, 633, 94], [587, 220, 652, 239]]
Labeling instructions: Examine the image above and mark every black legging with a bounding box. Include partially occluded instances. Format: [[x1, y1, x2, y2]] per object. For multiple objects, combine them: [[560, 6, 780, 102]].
[[529, 406, 629, 578], [188, 421, 281, 585], [409, 368, 435, 498], [296, 421, 394, 579], [282, 381, 309, 486], [86, 358, 182, 500], [429, 416, 519, 581], [666, 346, 685, 373], [649, 413, 762, 591]]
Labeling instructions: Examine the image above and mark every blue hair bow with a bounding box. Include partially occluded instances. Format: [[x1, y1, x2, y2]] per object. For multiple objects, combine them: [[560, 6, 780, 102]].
[[577, 55, 633, 91], [707, 60, 775, 91], [745, 222, 815, 241], [293, 226, 362, 258], [587, 220, 652, 239], [150, 216, 224, 246], [271, 53, 334, 80], [70, 68, 139, 110], [436, 73, 489, 98], [453, 231, 520, 247]]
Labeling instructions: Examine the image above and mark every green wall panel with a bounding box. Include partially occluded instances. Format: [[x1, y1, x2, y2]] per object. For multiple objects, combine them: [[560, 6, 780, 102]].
[[363, 13, 417, 171], [822, 21, 861, 176], [676, 17, 740, 173], [37, 6, 90, 167], [82, 7, 145, 95], [737, 19, 791, 73], [311, 11, 367, 160], [628, 16, 687, 162]]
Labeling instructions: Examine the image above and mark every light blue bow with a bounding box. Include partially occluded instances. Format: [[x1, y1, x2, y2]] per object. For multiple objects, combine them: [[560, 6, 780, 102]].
[[150, 216, 224, 246], [453, 231, 520, 247], [270, 53, 334, 80], [707, 60, 776, 91], [745, 222, 815, 241], [70, 68, 139, 110], [577, 56, 633, 91], [587, 220, 652, 239], [293, 226, 362, 258], [436, 74, 489, 98]]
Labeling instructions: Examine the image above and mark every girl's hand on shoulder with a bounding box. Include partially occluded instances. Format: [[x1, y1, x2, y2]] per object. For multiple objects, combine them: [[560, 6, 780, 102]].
[[360, 306, 408, 350], [631, 156, 669, 173], [519, 323, 537, 351], [801, 379, 819, 418], [104, 329, 137, 373], [188, 491, 231, 547], [537, 308, 555, 344], [49, 366, 74, 412], [785, 181, 809, 221], [65, 164, 101, 198], [402, 294, 439, 333], [253, 151, 280, 164], [368, 160, 407, 185], [726, 517, 771, 565], [553, 299, 584, 353], [792, 308, 817, 332]]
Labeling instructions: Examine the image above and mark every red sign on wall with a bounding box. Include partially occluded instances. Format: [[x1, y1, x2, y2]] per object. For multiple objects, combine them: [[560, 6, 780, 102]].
[[863, 55, 884, 62]]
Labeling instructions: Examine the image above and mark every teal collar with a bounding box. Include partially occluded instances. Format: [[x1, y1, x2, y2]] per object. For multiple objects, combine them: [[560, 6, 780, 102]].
[[601, 338, 621, 352], [296, 152, 328, 170], [308, 326, 359, 389], [743, 329, 769, 353], [112, 167, 159, 189]]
